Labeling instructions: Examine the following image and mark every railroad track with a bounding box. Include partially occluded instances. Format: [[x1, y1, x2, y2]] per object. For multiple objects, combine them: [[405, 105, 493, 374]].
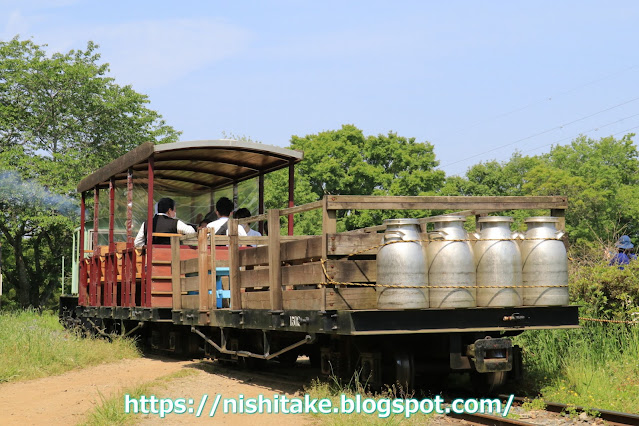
[[446, 395, 639, 426], [501, 395, 639, 426]]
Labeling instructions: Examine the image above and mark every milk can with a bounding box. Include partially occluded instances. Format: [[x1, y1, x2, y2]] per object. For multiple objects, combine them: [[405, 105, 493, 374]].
[[521, 217, 569, 306], [474, 216, 522, 307], [427, 216, 476, 308], [377, 218, 428, 309]]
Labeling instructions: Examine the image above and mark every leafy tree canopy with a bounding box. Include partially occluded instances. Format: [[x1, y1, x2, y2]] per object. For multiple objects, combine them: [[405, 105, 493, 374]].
[[0, 36, 180, 308], [444, 134, 639, 246], [265, 124, 445, 233]]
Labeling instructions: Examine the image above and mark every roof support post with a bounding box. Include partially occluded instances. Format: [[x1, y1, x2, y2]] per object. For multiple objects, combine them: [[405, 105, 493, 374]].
[[91, 187, 100, 306], [233, 181, 238, 210], [145, 156, 154, 307], [78, 192, 87, 306], [288, 161, 294, 236], [107, 177, 116, 306], [126, 168, 133, 247], [258, 173, 264, 235]]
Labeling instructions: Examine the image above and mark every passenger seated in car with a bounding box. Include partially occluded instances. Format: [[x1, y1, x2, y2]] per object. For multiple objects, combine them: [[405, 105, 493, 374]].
[[206, 197, 247, 236], [134, 197, 196, 247]]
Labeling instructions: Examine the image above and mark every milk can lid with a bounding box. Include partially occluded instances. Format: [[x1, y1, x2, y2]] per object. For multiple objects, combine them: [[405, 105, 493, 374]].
[[524, 216, 559, 223], [478, 216, 514, 223], [425, 215, 466, 223], [383, 218, 420, 226]]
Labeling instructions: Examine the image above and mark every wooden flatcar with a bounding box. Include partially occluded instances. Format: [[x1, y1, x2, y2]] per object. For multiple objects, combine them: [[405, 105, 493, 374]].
[[60, 139, 579, 392]]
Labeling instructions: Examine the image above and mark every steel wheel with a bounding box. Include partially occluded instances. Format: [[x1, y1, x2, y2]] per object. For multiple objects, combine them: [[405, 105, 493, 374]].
[[393, 352, 415, 391]]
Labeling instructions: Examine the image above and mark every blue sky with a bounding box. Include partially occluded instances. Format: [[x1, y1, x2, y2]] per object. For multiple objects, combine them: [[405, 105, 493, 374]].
[[2, 1, 638, 176]]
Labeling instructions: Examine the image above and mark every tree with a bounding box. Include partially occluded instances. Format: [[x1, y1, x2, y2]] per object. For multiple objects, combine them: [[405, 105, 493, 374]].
[[0, 37, 180, 308], [442, 135, 639, 245], [265, 125, 445, 233], [526, 134, 639, 244]]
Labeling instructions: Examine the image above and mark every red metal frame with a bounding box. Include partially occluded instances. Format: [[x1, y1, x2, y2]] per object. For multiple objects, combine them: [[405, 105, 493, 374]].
[[145, 156, 154, 307], [122, 167, 134, 307], [90, 187, 100, 306], [105, 177, 116, 306], [78, 192, 87, 306]]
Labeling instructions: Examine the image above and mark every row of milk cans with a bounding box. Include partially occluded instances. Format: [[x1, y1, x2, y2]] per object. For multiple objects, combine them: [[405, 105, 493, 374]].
[[376, 216, 569, 309]]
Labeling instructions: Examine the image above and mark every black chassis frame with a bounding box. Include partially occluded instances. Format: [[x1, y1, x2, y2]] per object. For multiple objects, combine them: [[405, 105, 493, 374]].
[[73, 303, 579, 335]]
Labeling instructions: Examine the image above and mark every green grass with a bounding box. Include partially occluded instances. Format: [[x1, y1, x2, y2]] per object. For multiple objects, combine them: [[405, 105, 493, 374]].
[[305, 376, 435, 425], [0, 309, 140, 383], [82, 369, 197, 426], [514, 321, 639, 414]]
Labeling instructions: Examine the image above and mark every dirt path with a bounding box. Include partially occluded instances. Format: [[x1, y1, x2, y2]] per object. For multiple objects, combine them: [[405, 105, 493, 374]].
[[137, 362, 316, 425], [0, 357, 315, 426]]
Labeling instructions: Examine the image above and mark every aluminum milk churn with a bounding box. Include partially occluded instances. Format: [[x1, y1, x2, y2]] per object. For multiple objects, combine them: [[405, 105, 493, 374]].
[[427, 216, 476, 308], [377, 218, 429, 309], [521, 217, 569, 306], [474, 216, 522, 307]]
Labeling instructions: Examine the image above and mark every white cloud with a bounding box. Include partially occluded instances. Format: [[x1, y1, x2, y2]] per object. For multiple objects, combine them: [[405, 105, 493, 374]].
[[89, 18, 252, 88], [2, 13, 251, 89]]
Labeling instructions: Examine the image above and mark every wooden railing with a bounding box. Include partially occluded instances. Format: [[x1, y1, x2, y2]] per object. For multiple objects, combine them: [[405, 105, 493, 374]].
[[167, 195, 567, 315]]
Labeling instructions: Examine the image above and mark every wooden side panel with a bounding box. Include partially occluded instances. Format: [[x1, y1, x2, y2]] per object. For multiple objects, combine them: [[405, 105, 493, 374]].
[[182, 295, 199, 310], [239, 236, 322, 267], [326, 288, 377, 310], [241, 291, 271, 309], [240, 287, 378, 310], [324, 260, 376, 282], [149, 245, 200, 309], [328, 233, 383, 256]]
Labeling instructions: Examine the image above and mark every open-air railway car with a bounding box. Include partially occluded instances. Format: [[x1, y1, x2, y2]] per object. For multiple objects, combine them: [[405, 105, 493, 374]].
[[61, 139, 579, 392]]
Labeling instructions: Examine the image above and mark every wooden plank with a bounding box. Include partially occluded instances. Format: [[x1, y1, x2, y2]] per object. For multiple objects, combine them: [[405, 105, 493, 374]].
[[183, 276, 200, 292], [197, 228, 208, 311], [229, 218, 241, 310], [237, 213, 268, 224], [77, 141, 154, 192], [239, 262, 325, 288], [325, 195, 568, 211], [268, 209, 283, 310], [326, 288, 378, 310], [322, 197, 337, 259], [280, 200, 323, 216], [209, 231, 216, 309], [238, 236, 322, 267], [325, 259, 376, 282], [240, 287, 378, 311], [551, 208, 566, 231], [328, 233, 383, 256], [283, 289, 322, 310], [241, 291, 271, 309], [182, 254, 229, 274], [182, 295, 199, 310]]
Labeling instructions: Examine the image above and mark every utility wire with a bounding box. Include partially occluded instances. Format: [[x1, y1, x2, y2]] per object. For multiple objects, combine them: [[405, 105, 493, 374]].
[[441, 95, 639, 169], [439, 65, 638, 138], [522, 113, 639, 154]]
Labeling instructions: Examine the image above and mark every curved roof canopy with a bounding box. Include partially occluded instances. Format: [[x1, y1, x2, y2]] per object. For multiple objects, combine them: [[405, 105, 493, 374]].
[[77, 139, 303, 193]]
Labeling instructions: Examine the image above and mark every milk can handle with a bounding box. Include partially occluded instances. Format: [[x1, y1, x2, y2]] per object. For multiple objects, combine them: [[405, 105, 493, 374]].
[[555, 231, 565, 239], [385, 230, 406, 241], [428, 231, 447, 241]]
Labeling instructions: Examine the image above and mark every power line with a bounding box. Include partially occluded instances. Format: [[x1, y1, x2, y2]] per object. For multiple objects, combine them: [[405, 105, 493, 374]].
[[522, 113, 639, 154], [438, 65, 638, 139], [441, 95, 639, 170]]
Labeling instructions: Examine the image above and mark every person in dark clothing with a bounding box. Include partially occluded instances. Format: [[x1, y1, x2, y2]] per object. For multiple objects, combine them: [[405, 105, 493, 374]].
[[609, 235, 637, 269], [134, 197, 196, 247], [206, 197, 246, 236]]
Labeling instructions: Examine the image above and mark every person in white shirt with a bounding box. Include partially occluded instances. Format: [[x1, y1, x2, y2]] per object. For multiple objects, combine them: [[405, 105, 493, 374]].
[[234, 208, 262, 237], [206, 197, 247, 236], [134, 197, 196, 247]]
